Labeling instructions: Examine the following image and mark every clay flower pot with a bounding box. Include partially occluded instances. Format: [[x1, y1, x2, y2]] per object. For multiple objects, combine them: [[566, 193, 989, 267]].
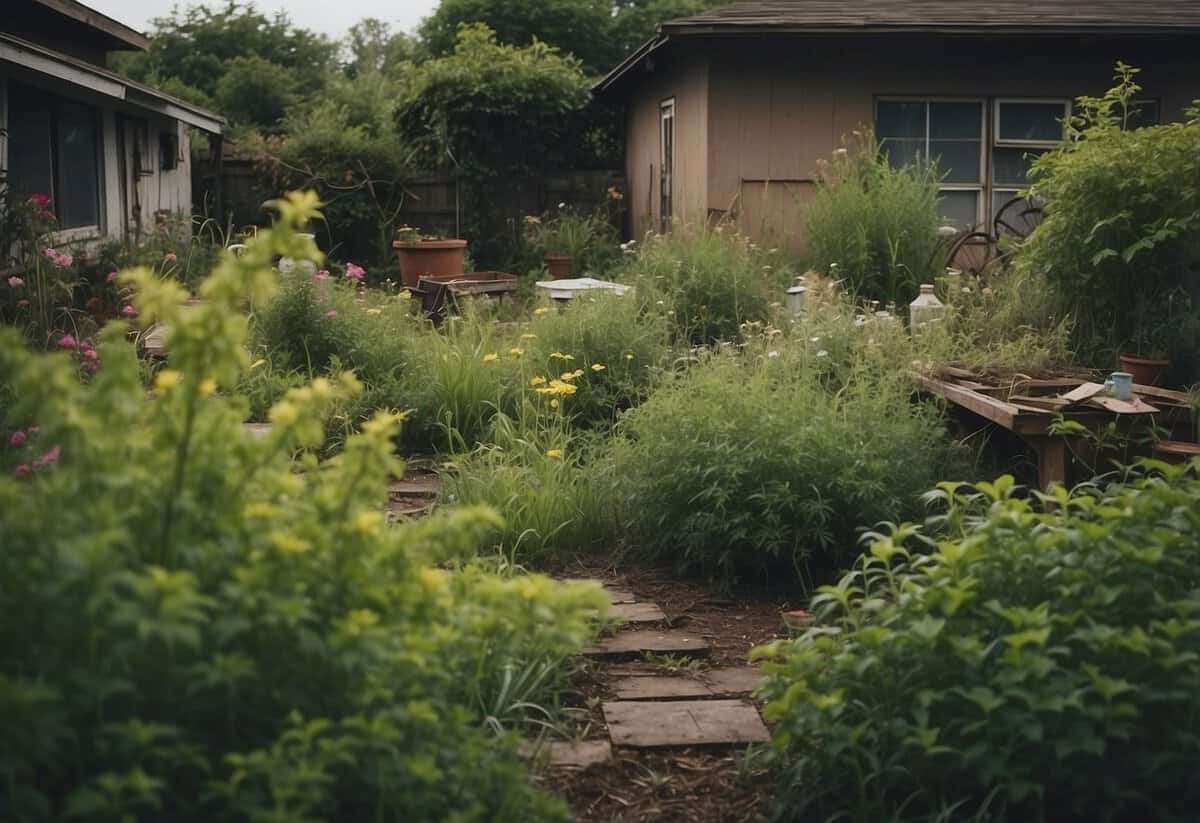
[[393, 239, 467, 289], [1118, 353, 1170, 387], [544, 254, 573, 280]]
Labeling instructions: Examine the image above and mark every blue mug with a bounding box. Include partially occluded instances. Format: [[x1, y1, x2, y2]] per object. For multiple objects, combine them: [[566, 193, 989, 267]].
[[1105, 371, 1134, 401]]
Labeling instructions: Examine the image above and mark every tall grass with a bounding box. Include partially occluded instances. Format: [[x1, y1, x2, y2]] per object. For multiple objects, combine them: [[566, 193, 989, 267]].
[[806, 132, 942, 305]]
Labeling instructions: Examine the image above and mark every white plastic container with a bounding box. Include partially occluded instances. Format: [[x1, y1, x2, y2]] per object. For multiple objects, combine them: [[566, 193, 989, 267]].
[[909, 283, 945, 333]]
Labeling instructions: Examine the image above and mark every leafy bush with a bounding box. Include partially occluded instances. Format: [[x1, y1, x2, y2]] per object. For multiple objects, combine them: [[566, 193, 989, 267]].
[[1021, 64, 1200, 363], [620, 223, 793, 345], [0, 196, 605, 820], [757, 467, 1200, 822], [523, 205, 620, 275], [215, 55, 300, 133], [806, 132, 942, 305], [608, 328, 963, 586]]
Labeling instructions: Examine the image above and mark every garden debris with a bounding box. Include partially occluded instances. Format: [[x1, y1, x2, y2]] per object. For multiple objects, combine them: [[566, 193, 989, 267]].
[[602, 699, 770, 748]]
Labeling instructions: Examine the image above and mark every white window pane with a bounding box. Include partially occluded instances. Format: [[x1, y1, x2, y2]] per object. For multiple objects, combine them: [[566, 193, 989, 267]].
[[998, 102, 1065, 142], [877, 101, 925, 139], [993, 147, 1046, 187], [929, 102, 982, 139], [938, 190, 980, 230], [930, 140, 981, 184]]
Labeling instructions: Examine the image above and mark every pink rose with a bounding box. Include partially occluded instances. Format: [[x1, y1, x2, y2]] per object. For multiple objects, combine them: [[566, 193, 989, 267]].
[[82, 348, 99, 361], [324, 310, 338, 318], [13, 464, 32, 480], [7, 276, 23, 288], [33, 445, 60, 468], [56, 335, 76, 349], [121, 305, 137, 318], [10, 430, 26, 448], [58, 253, 73, 267], [345, 263, 366, 283]]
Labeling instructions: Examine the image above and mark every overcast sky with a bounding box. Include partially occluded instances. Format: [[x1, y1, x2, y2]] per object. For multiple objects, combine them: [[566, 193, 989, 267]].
[[87, 0, 439, 39]]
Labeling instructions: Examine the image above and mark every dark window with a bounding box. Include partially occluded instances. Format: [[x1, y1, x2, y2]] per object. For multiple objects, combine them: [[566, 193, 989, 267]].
[[6, 83, 102, 230], [159, 130, 179, 170]]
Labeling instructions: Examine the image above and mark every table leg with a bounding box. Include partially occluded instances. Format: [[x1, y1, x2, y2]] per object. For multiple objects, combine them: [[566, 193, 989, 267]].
[[1027, 435, 1067, 491]]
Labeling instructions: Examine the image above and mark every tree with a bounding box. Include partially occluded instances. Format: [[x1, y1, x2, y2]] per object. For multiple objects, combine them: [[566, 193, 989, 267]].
[[215, 55, 299, 133], [344, 18, 415, 79]]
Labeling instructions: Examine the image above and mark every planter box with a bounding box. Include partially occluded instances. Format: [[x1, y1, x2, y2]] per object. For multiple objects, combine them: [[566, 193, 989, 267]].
[[392, 239, 467, 288]]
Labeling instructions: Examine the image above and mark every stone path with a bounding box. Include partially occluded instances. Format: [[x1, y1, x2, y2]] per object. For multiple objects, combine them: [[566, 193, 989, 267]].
[[535, 579, 770, 770]]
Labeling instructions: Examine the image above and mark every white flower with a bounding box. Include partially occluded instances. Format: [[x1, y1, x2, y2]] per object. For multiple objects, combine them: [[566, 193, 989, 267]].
[[809, 336, 820, 343], [816, 350, 829, 358], [656, 300, 664, 305], [558, 202, 566, 209], [767, 350, 780, 359]]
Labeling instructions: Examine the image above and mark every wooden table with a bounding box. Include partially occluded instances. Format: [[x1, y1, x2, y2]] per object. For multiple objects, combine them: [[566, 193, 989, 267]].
[[915, 371, 1193, 490]]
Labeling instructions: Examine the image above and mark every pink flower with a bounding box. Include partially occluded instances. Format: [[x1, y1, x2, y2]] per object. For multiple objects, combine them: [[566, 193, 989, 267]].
[[44, 248, 58, 261], [28, 194, 50, 208], [43, 248, 73, 267], [56, 335, 76, 349], [10, 430, 26, 448], [13, 464, 31, 480], [121, 304, 137, 318], [32, 445, 60, 468], [345, 263, 366, 283], [59, 253, 73, 267], [106, 271, 119, 284], [314, 270, 331, 282], [324, 310, 338, 319], [7, 276, 24, 288], [82, 348, 99, 361]]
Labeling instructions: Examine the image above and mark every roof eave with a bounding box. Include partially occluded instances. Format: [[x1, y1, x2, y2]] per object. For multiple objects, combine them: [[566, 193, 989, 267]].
[[593, 35, 670, 96], [27, 0, 150, 51], [658, 22, 1200, 37]]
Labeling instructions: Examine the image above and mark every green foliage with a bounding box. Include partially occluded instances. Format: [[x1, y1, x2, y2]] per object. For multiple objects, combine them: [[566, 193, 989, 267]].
[[807, 132, 943, 305], [757, 467, 1200, 822], [619, 223, 795, 345], [609, 324, 964, 586], [524, 205, 620, 273], [1021, 64, 1200, 362], [0, 194, 604, 821], [215, 55, 300, 133]]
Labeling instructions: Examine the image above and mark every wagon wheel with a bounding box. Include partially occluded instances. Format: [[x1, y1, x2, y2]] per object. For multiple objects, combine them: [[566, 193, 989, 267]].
[[993, 196, 1044, 241], [944, 230, 996, 276]]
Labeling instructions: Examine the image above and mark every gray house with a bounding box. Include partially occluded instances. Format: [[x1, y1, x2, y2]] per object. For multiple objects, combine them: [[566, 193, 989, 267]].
[[1, 0, 224, 247]]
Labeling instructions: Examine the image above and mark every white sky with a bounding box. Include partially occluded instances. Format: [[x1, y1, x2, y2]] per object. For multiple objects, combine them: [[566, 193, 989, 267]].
[[86, 0, 440, 39]]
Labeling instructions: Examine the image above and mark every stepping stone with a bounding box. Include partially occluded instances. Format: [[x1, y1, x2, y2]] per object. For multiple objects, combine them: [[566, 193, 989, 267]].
[[388, 476, 441, 497], [609, 601, 667, 624], [519, 739, 612, 769], [602, 699, 770, 748], [243, 423, 272, 440], [610, 666, 763, 700], [584, 630, 711, 658]]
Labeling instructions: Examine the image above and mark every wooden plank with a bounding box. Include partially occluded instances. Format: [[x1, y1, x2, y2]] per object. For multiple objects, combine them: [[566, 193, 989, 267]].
[[703, 667, 765, 696], [915, 373, 1019, 430], [387, 476, 441, 497], [611, 675, 713, 700], [609, 601, 667, 624], [1087, 396, 1160, 415], [603, 700, 769, 747], [519, 739, 612, 769], [1132, 384, 1194, 405], [584, 631, 712, 658], [1061, 382, 1106, 404], [1009, 395, 1069, 411]]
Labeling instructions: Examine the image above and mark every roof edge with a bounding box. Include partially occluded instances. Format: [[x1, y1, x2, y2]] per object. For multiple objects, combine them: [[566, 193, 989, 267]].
[[593, 35, 670, 95], [27, 0, 150, 51], [659, 21, 1200, 37]]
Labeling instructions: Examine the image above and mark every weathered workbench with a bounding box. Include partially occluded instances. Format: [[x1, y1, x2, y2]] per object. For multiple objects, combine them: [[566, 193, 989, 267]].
[[916, 369, 1194, 489]]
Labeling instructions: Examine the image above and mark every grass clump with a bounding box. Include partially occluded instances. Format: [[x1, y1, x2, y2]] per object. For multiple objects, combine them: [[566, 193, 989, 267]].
[[757, 467, 1200, 822]]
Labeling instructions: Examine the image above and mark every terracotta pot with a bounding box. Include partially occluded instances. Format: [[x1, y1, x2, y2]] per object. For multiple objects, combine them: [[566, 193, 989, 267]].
[[393, 239, 467, 289], [1152, 440, 1200, 465], [544, 254, 573, 280], [1118, 353, 1170, 387]]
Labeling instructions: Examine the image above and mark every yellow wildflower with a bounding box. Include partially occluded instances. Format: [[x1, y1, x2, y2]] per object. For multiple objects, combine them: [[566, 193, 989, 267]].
[[419, 567, 449, 594], [352, 510, 382, 537], [530, 375, 547, 387], [310, 376, 334, 400], [560, 371, 577, 382], [625, 353, 634, 361], [153, 369, 182, 394], [550, 399, 560, 409], [549, 352, 574, 361], [199, 377, 218, 397], [591, 363, 606, 372], [535, 379, 577, 396], [571, 369, 584, 378], [509, 347, 524, 356], [398, 289, 412, 300], [546, 448, 564, 459], [534, 307, 550, 315], [269, 401, 299, 426], [270, 530, 310, 555], [482, 352, 499, 363]]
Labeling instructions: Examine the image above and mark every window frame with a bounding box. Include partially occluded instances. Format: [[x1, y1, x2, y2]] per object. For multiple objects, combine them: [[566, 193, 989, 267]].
[[993, 97, 1071, 148], [659, 97, 676, 231], [875, 96, 988, 230]]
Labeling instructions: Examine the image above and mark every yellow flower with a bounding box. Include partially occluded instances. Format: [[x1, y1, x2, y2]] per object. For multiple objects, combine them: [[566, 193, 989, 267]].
[[591, 363, 606, 372], [520, 333, 537, 340], [546, 448, 564, 459], [398, 289, 412, 300], [310, 376, 334, 400], [199, 377, 218, 397], [269, 400, 299, 426], [270, 530, 311, 555], [549, 352, 574, 361], [625, 353, 634, 361], [534, 307, 550, 315], [352, 510, 382, 537], [482, 352, 499, 363], [560, 371, 577, 382], [509, 347, 524, 356], [536, 379, 578, 396], [530, 376, 547, 387], [571, 369, 584, 378], [550, 399, 560, 409], [153, 369, 182, 394], [419, 567, 449, 594]]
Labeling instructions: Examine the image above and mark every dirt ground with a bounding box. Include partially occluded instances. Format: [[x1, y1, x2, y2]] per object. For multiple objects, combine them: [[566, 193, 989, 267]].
[[538, 559, 800, 823]]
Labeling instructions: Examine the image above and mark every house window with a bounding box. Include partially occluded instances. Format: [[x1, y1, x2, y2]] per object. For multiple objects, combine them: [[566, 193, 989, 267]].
[[659, 98, 675, 231], [5, 83, 102, 231], [991, 99, 1068, 231], [877, 99, 985, 229]]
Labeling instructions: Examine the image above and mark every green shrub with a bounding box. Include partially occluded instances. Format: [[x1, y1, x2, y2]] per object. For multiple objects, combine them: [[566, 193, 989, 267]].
[[1020, 64, 1200, 365], [608, 328, 963, 586], [757, 467, 1200, 823], [620, 223, 792, 345], [806, 132, 942, 305], [0, 195, 605, 821]]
